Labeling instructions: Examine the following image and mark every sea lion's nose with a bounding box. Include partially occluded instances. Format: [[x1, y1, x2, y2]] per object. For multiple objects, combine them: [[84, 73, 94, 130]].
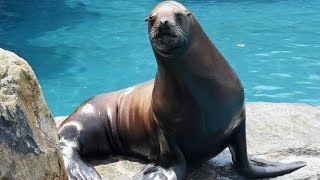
[[160, 18, 168, 25]]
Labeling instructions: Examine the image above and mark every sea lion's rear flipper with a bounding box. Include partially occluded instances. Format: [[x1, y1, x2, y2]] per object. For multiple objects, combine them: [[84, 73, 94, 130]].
[[133, 130, 187, 180], [228, 120, 306, 178]]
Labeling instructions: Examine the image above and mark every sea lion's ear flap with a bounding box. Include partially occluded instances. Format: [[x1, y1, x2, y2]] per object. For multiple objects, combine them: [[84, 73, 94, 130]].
[[146, 13, 156, 22], [185, 10, 191, 16]]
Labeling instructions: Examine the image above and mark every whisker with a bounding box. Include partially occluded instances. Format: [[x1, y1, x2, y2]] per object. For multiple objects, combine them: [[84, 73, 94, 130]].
[[175, 27, 188, 42], [181, 33, 187, 42], [149, 30, 155, 37]]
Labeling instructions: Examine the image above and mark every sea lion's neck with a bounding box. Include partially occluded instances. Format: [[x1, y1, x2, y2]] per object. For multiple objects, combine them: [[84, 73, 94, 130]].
[[151, 57, 187, 120]]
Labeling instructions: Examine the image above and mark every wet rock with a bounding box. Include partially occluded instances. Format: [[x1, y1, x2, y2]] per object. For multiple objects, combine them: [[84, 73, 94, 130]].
[[0, 48, 67, 179], [55, 103, 320, 180]]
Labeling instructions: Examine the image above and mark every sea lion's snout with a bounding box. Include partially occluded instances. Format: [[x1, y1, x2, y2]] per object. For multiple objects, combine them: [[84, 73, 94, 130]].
[[160, 18, 169, 26], [158, 18, 171, 31], [157, 19, 176, 38]]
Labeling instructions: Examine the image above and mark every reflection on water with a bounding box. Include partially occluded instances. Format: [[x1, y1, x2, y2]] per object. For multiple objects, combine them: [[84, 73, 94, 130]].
[[0, 0, 100, 78]]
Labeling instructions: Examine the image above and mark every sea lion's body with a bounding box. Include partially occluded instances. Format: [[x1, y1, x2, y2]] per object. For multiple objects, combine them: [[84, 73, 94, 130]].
[[58, 1, 305, 179]]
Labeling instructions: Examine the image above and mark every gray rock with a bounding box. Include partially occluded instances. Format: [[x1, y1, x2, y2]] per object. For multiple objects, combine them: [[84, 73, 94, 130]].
[[55, 102, 320, 179], [0, 48, 67, 179]]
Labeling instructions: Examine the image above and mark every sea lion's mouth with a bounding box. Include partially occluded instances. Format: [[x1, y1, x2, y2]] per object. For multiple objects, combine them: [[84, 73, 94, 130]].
[[154, 34, 177, 41], [153, 28, 177, 40], [153, 31, 178, 46]]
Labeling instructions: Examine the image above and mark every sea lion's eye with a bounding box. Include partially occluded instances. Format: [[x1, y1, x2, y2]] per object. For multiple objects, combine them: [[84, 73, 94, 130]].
[[176, 13, 183, 19], [145, 13, 156, 22]]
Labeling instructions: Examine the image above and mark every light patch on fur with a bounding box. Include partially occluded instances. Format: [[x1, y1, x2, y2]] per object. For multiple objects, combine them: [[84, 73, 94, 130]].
[[60, 137, 79, 167], [60, 137, 78, 149], [59, 136, 81, 179], [58, 121, 83, 134], [118, 86, 135, 104], [142, 166, 177, 180], [81, 103, 95, 113], [107, 107, 112, 119], [123, 87, 135, 96]]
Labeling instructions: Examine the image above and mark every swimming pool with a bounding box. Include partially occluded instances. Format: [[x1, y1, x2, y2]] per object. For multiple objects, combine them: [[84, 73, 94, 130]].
[[0, 0, 319, 116]]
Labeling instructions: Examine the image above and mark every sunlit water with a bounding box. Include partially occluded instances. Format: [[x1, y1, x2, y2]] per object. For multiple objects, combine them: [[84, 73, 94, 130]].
[[0, 0, 319, 116]]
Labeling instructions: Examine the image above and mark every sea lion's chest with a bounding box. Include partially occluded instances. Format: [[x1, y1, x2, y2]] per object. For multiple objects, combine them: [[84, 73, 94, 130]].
[[162, 105, 244, 162]]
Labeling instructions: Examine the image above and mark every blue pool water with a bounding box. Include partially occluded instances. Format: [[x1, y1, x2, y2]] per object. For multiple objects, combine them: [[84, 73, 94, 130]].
[[0, 0, 319, 116]]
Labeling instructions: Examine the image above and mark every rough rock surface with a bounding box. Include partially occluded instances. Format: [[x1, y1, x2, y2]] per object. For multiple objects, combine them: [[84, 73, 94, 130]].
[[0, 48, 67, 179], [55, 102, 320, 180]]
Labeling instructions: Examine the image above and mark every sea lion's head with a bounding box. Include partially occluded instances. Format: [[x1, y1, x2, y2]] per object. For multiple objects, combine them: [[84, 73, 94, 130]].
[[146, 1, 192, 57]]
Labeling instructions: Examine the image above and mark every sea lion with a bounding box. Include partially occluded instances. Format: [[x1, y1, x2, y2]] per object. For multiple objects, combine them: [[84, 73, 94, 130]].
[[58, 1, 306, 179]]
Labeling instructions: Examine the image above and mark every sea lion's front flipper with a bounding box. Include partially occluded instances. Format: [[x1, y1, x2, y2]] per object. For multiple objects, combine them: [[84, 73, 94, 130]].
[[60, 137, 102, 180], [59, 119, 102, 180], [133, 131, 186, 180], [228, 120, 306, 178]]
